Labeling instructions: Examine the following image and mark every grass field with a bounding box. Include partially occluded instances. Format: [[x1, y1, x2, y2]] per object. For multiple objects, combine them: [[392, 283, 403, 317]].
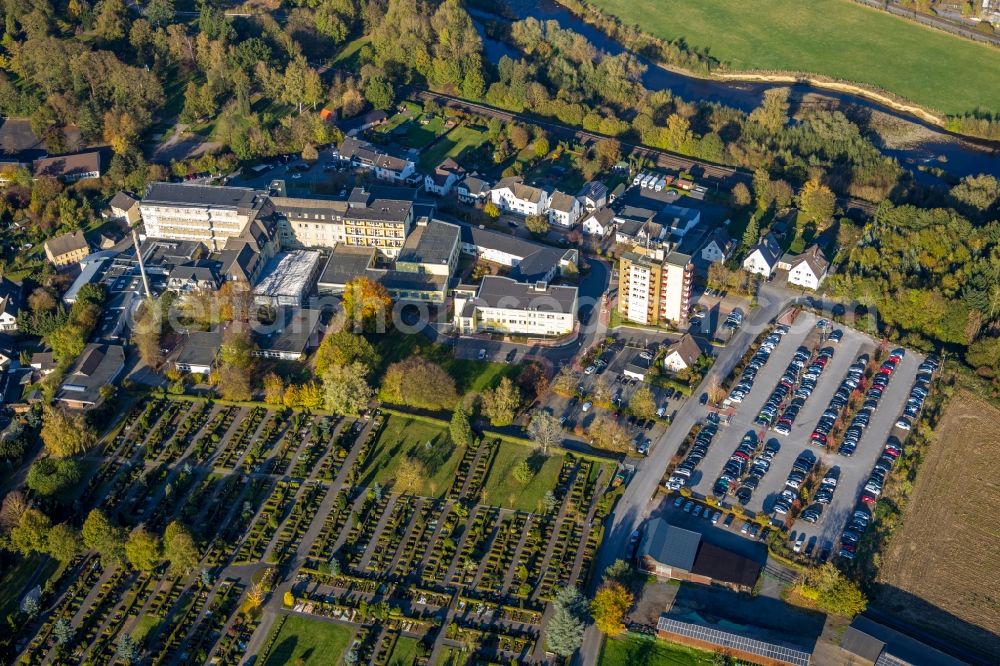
[[876, 389, 1000, 657], [481, 444, 565, 511], [418, 124, 489, 172], [132, 614, 160, 644], [588, 0, 1000, 115], [0, 554, 58, 620], [360, 415, 465, 497], [263, 615, 354, 666], [387, 635, 422, 665], [599, 633, 715, 666], [372, 329, 519, 395], [331, 36, 370, 71]]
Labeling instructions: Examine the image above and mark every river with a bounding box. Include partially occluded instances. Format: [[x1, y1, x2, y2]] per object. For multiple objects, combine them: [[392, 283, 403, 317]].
[[475, 0, 1000, 183]]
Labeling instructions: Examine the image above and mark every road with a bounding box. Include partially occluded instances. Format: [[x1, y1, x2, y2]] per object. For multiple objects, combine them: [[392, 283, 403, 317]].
[[575, 282, 796, 666]]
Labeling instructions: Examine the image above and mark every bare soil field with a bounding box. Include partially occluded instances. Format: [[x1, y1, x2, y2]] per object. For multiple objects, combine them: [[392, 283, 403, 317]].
[[876, 390, 1000, 657]]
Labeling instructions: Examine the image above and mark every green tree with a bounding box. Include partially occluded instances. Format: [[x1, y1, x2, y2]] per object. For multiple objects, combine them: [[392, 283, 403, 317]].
[[314, 330, 379, 377], [589, 415, 631, 453], [83, 509, 125, 567], [144, 0, 175, 26], [794, 563, 867, 617], [380, 357, 458, 410], [363, 73, 395, 110], [525, 214, 549, 235], [533, 136, 550, 158], [798, 178, 836, 229], [41, 406, 96, 458], [95, 0, 129, 41], [125, 526, 162, 571], [749, 87, 790, 133], [546, 586, 588, 657], [323, 362, 374, 415], [216, 327, 255, 401], [8, 507, 52, 556], [164, 521, 200, 575], [450, 407, 474, 447], [741, 214, 760, 252], [26, 458, 81, 497], [512, 460, 533, 484], [46, 523, 81, 563], [603, 559, 631, 583], [629, 385, 657, 420], [481, 377, 520, 426]]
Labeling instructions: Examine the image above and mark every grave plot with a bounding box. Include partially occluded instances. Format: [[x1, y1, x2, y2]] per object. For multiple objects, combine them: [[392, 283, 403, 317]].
[[234, 480, 300, 565], [12, 395, 626, 666], [191, 406, 241, 463], [215, 406, 267, 470]]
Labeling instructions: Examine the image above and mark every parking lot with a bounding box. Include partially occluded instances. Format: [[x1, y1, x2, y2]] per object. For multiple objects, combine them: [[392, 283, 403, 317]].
[[682, 311, 923, 558], [545, 339, 687, 456]]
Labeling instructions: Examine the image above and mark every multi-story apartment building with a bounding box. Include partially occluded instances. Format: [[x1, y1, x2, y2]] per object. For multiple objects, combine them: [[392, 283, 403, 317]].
[[341, 188, 414, 258], [271, 195, 349, 249], [139, 183, 271, 251], [618, 247, 693, 326], [455, 276, 578, 337]]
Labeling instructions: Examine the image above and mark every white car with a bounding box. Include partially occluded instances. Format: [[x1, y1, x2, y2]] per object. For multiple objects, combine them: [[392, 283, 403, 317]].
[[478, 349, 487, 360], [581, 401, 592, 412], [584, 365, 596, 375], [793, 533, 805, 553]]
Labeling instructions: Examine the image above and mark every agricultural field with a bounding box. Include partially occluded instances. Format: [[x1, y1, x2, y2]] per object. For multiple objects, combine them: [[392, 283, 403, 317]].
[[9, 395, 621, 664], [588, 0, 1000, 115], [876, 389, 1000, 658]]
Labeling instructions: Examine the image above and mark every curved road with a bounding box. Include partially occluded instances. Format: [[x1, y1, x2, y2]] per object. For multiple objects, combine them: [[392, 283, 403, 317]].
[[575, 283, 796, 666]]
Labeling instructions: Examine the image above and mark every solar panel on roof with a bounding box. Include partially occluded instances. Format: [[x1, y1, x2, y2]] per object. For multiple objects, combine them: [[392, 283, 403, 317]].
[[657, 617, 811, 666]]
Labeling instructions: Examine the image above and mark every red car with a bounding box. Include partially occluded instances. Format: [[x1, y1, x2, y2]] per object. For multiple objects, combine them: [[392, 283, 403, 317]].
[[860, 492, 878, 506]]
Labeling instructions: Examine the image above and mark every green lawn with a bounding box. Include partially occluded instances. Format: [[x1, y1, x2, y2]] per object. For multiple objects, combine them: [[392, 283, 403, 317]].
[[371, 329, 520, 395], [599, 634, 715, 666], [263, 615, 354, 666], [331, 35, 370, 70], [418, 124, 489, 172], [588, 0, 1000, 115], [0, 554, 58, 620], [360, 415, 465, 497], [388, 635, 422, 666], [133, 614, 160, 644], [481, 443, 565, 511]]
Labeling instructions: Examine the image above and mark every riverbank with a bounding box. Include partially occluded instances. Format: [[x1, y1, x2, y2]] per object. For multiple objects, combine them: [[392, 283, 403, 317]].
[[547, 0, 1000, 145]]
